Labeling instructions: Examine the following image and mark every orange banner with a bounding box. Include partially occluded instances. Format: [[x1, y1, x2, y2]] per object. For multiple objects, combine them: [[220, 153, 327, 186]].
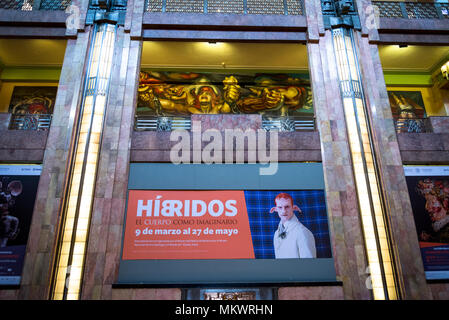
[[122, 190, 255, 260]]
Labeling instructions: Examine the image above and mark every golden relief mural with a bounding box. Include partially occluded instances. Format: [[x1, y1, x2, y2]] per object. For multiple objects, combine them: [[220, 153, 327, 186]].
[[8, 86, 57, 115], [388, 90, 427, 133], [388, 91, 426, 120], [137, 71, 313, 117]]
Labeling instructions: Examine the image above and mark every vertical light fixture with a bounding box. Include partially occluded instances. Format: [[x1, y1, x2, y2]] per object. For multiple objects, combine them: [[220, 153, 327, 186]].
[[331, 27, 398, 300], [52, 23, 116, 300]]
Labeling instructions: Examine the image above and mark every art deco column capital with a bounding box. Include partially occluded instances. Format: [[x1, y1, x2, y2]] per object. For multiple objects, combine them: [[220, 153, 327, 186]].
[[321, 0, 361, 29], [86, 0, 127, 25]]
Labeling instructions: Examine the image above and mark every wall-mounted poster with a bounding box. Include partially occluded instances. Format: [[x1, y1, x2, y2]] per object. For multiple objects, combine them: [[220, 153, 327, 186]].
[[0, 164, 41, 285], [8, 86, 57, 115], [122, 190, 332, 261], [404, 166, 449, 280], [118, 163, 336, 285], [137, 71, 313, 117], [388, 90, 427, 132]]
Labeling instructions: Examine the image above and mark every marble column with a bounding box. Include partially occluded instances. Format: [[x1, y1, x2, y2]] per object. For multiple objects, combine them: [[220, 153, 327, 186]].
[[303, 0, 372, 300], [79, 27, 140, 300], [79, 0, 179, 300], [15, 29, 92, 300], [440, 89, 449, 116], [353, 0, 432, 299]]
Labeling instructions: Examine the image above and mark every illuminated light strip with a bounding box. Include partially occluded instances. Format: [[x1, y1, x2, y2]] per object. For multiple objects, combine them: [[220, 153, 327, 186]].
[[52, 24, 116, 300], [331, 28, 398, 300]]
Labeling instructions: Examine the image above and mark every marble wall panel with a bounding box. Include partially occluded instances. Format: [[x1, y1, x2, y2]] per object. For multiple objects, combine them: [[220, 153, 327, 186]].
[[304, 0, 323, 40], [191, 114, 262, 131], [0, 129, 48, 162], [354, 7, 432, 298], [430, 117, 449, 134], [397, 132, 449, 163], [278, 286, 344, 300], [80, 26, 142, 300], [0, 113, 10, 130], [0, 149, 45, 162], [111, 288, 181, 300], [429, 283, 449, 300], [130, 129, 322, 162], [307, 23, 371, 299], [128, 0, 145, 39], [9, 30, 92, 300]]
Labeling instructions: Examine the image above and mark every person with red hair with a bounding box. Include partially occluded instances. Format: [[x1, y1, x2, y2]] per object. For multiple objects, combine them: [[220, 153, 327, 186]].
[[270, 193, 316, 258]]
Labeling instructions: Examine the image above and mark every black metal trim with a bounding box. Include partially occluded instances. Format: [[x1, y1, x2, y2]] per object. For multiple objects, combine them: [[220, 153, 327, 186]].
[[112, 281, 343, 289], [0, 285, 21, 290], [426, 279, 449, 284]]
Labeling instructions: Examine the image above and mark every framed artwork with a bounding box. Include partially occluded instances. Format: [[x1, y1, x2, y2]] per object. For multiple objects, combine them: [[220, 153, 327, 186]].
[[388, 90, 427, 133], [8, 86, 57, 115], [388, 90, 427, 120], [404, 166, 449, 280], [0, 165, 41, 285]]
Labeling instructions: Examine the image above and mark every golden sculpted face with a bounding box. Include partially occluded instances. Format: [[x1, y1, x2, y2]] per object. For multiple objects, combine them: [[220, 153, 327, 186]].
[[136, 71, 312, 116], [198, 89, 213, 104], [166, 86, 185, 98]]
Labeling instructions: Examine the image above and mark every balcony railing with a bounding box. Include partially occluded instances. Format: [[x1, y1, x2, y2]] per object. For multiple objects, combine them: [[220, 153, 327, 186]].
[[394, 117, 432, 133], [134, 115, 316, 132], [9, 114, 52, 130], [2, 0, 447, 18], [0, 0, 70, 10], [144, 0, 304, 15], [262, 116, 315, 132], [373, 1, 449, 19], [135, 116, 192, 131]]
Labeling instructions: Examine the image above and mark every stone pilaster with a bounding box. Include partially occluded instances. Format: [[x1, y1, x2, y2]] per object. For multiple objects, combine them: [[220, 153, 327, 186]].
[[304, 0, 371, 300], [353, 0, 433, 298], [16, 29, 92, 300], [80, 25, 143, 299]]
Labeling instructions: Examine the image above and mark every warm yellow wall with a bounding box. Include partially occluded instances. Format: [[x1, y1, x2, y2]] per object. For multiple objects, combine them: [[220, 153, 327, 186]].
[[387, 86, 447, 116], [141, 42, 309, 71], [0, 82, 58, 113]]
